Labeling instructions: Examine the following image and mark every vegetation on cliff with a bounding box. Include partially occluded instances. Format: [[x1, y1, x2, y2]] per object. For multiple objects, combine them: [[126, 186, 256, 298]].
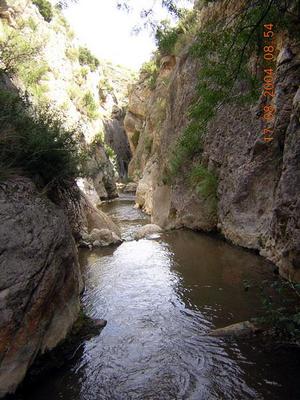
[[0, 0, 135, 198], [150, 0, 299, 213], [0, 89, 86, 188]]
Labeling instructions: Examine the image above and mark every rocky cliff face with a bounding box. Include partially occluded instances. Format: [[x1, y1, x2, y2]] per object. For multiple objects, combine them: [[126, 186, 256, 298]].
[[1, 0, 133, 201], [104, 106, 132, 179], [0, 178, 81, 396], [125, 3, 300, 282]]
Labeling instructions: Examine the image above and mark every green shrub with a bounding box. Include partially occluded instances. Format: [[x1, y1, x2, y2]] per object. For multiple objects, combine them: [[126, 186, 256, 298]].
[[80, 67, 89, 79], [18, 61, 49, 86], [92, 131, 105, 145], [80, 91, 99, 120], [57, 14, 70, 30], [65, 47, 79, 62], [155, 21, 179, 55], [32, 0, 54, 22], [21, 17, 38, 31], [141, 60, 159, 89], [0, 26, 44, 75], [99, 78, 113, 93], [78, 47, 99, 72], [103, 143, 118, 171], [68, 84, 81, 101], [0, 89, 86, 187], [104, 144, 116, 160]]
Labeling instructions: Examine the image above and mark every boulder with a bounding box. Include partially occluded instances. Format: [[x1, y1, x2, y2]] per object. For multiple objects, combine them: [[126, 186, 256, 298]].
[[0, 177, 81, 397], [82, 228, 121, 248], [134, 224, 163, 240], [123, 182, 137, 193], [81, 194, 121, 236]]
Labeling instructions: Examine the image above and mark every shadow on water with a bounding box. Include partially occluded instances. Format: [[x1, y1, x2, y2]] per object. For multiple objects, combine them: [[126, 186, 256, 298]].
[[14, 196, 300, 400]]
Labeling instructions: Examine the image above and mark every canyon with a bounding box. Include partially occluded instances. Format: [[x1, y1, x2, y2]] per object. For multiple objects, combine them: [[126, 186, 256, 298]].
[[0, 0, 299, 398]]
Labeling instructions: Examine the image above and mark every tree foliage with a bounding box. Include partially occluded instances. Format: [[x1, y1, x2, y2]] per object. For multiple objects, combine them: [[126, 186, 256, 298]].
[[78, 46, 100, 72], [32, 0, 54, 22]]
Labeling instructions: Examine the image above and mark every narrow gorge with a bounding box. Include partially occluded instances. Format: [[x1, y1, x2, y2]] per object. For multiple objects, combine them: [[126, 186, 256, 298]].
[[0, 0, 300, 399]]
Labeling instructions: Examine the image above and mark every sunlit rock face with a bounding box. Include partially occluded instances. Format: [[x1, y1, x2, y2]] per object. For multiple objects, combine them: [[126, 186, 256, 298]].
[[2, 0, 134, 201], [0, 178, 81, 397], [126, 4, 300, 281]]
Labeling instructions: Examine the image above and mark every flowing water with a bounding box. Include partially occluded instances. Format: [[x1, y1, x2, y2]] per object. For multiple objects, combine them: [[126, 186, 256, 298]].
[[19, 195, 300, 400]]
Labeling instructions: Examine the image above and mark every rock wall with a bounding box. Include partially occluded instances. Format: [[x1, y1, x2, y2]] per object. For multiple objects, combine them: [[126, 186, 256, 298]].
[[0, 178, 81, 396], [104, 106, 132, 179], [0, 176, 122, 397], [125, 7, 300, 281]]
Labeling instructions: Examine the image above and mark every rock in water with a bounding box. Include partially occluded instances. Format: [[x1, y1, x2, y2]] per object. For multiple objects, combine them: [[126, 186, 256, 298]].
[[209, 321, 261, 337], [134, 224, 163, 240], [94, 319, 107, 328], [0, 178, 81, 397], [123, 182, 137, 193]]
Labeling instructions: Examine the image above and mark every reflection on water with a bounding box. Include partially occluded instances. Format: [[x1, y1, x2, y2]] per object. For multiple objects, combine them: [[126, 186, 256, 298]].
[[19, 196, 300, 400]]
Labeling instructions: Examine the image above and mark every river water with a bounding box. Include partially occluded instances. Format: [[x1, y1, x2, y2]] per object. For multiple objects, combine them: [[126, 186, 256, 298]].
[[20, 195, 300, 400]]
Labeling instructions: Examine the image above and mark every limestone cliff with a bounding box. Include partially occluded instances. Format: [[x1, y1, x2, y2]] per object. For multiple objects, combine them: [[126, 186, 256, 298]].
[[1, 0, 134, 201], [125, 1, 300, 282]]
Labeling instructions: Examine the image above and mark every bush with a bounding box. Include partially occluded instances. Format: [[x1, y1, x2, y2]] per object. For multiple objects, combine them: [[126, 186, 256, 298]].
[[18, 60, 49, 86], [155, 21, 179, 55], [65, 47, 79, 62], [80, 91, 98, 120], [0, 26, 44, 75], [0, 89, 86, 187], [78, 47, 99, 72], [141, 60, 159, 89], [91, 131, 105, 145], [32, 0, 54, 22]]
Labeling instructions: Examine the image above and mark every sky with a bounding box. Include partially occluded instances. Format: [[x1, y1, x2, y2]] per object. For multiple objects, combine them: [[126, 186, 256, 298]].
[[63, 0, 192, 70]]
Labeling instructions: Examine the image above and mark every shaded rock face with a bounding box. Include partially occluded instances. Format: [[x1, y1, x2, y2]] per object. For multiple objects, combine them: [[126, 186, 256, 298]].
[[0, 178, 81, 397], [78, 191, 121, 248], [124, 73, 153, 173], [104, 107, 132, 178], [49, 183, 121, 243], [87, 145, 118, 200], [123, 182, 137, 193], [127, 36, 300, 280]]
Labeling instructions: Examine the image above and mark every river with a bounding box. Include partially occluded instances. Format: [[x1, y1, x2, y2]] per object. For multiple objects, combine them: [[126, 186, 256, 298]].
[[19, 194, 300, 400]]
